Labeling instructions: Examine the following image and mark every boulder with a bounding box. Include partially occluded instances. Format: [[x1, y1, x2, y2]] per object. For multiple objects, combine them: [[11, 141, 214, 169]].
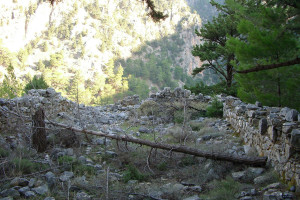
[[0, 188, 20, 198], [285, 109, 298, 122], [18, 186, 30, 195], [76, 192, 91, 200], [232, 171, 246, 181], [32, 184, 49, 195], [10, 177, 29, 187], [254, 175, 271, 185], [138, 126, 151, 134], [24, 191, 36, 198], [59, 171, 74, 182], [44, 197, 55, 200], [183, 195, 200, 200], [28, 178, 36, 188]]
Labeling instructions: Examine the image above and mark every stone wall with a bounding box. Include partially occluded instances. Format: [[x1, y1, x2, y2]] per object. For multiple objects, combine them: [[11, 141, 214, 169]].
[[0, 88, 77, 136], [1, 87, 299, 186], [223, 96, 300, 186]]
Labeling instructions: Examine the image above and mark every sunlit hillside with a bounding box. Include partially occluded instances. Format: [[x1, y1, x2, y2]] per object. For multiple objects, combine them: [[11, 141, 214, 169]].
[[0, 0, 213, 104]]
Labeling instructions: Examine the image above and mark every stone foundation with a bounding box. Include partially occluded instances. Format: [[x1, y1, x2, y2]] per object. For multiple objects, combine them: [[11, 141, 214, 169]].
[[223, 96, 300, 186]]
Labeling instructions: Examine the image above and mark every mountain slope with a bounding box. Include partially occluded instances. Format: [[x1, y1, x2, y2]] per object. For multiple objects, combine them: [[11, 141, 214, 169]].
[[0, 0, 204, 104]]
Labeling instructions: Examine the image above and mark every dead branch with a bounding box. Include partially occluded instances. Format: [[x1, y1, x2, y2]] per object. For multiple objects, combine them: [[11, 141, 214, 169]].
[[146, 148, 154, 174], [47, 120, 267, 166]]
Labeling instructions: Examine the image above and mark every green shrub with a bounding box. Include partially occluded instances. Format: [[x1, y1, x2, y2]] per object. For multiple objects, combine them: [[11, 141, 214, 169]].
[[179, 156, 197, 167], [24, 75, 49, 93], [157, 162, 167, 171], [73, 163, 95, 176], [57, 155, 74, 165], [206, 98, 223, 118], [13, 158, 46, 174], [200, 176, 241, 200], [188, 121, 204, 131], [174, 109, 184, 124], [42, 41, 48, 52], [123, 164, 146, 183], [50, 52, 64, 67], [0, 148, 9, 158], [138, 100, 160, 116], [37, 60, 45, 71]]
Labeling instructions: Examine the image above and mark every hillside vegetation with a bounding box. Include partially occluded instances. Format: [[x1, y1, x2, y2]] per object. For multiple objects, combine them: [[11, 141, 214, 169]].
[[0, 0, 204, 104]]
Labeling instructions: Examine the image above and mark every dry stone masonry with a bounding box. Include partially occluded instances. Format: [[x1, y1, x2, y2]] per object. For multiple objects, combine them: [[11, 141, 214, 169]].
[[223, 96, 300, 186], [0, 87, 299, 188]]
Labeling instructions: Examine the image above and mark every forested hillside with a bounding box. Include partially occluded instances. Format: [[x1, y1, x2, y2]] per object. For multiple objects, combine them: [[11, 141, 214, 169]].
[[0, 0, 204, 105]]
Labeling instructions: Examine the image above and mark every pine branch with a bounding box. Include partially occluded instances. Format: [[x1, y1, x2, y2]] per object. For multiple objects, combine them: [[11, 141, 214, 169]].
[[48, 0, 168, 22], [237, 57, 300, 74], [142, 0, 168, 22]]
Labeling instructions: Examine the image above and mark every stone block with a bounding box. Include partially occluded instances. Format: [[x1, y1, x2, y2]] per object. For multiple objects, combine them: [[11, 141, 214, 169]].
[[259, 118, 268, 135], [282, 122, 297, 134], [285, 109, 299, 121], [247, 110, 256, 118], [255, 101, 262, 107], [291, 129, 300, 151], [280, 107, 290, 117], [268, 126, 277, 143]]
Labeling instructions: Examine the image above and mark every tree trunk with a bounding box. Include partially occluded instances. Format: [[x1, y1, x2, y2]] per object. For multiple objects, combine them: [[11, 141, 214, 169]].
[[32, 108, 47, 152], [48, 121, 267, 167]]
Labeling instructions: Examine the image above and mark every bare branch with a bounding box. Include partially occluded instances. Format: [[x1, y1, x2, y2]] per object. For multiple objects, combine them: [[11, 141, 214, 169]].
[[237, 57, 300, 73]]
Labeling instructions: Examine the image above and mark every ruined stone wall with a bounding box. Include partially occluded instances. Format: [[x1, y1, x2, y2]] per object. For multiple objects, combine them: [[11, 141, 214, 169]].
[[223, 96, 300, 186], [1, 87, 299, 186], [0, 88, 77, 136]]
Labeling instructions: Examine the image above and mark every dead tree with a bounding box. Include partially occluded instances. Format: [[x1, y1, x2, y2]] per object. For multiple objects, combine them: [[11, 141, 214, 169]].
[[48, 120, 268, 167], [32, 108, 47, 152]]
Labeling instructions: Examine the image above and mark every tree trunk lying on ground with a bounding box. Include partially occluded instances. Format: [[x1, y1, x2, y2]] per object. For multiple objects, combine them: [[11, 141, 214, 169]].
[[47, 120, 267, 167]]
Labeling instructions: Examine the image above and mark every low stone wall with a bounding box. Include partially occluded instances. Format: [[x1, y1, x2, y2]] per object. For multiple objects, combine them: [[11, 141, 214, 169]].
[[223, 96, 300, 186], [0, 88, 77, 136], [1, 87, 299, 186]]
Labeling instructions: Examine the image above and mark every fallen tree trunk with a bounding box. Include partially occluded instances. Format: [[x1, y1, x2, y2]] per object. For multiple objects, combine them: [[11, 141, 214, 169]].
[[48, 120, 267, 167]]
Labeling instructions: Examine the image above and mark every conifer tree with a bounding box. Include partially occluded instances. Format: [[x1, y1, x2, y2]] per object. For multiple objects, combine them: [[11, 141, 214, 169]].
[[191, 0, 239, 87], [0, 64, 22, 98], [226, 0, 300, 109]]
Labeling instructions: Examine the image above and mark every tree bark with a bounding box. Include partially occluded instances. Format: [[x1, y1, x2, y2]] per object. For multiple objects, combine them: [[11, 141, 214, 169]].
[[32, 108, 47, 152], [48, 120, 267, 167]]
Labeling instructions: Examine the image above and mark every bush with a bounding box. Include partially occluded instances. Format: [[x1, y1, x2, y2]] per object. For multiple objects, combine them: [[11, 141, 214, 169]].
[[50, 52, 64, 67], [42, 41, 48, 52], [0, 147, 9, 158], [73, 163, 95, 176], [123, 164, 146, 183], [12, 158, 47, 174], [157, 162, 167, 171], [200, 176, 241, 200], [206, 98, 223, 118], [24, 75, 49, 94], [174, 109, 184, 124], [58, 155, 74, 165], [138, 100, 160, 116], [179, 155, 197, 167]]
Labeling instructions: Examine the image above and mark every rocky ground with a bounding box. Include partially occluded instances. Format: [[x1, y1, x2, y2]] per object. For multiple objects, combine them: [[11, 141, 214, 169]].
[[0, 89, 298, 200]]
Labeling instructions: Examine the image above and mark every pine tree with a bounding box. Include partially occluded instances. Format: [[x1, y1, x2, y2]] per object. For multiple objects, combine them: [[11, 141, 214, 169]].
[[191, 0, 239, 87], [226, 0, 300, 109], [0, 64, 22, 98], [24, 75, 49, 94]]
